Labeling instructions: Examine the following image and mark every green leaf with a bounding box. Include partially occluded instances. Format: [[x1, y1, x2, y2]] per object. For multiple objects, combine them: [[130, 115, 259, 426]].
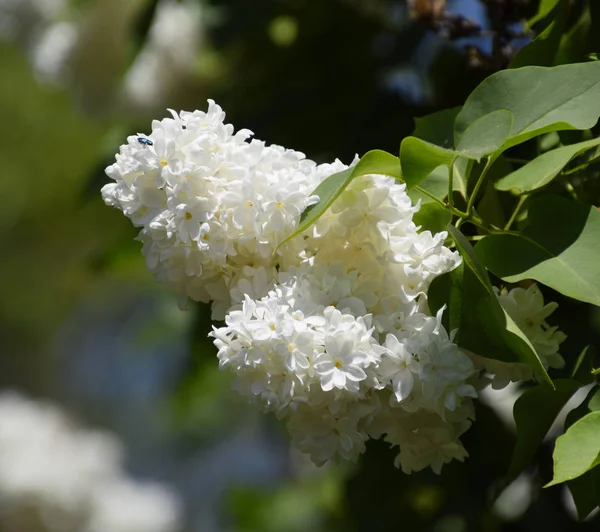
[[412, 202, 451, 235], [456, 110, 513, 161], [565, 385, 600, 432], [510, 0, 568, 68], [546, 411, 600, 486], [590, 388, 600, 412], [413, 107, 461, 148], [567, 466, 600, 521], [477, 196, 600, 307], [571, 345, 596, 385], [527, 0, 561, 29], [400, 137, 459, 189], [455, 61, 600, 150], [429, 227, 551, 383], [277, 150, 400, 249], [402, 111, 509, 191], [506, 379, 581, 485], [408, 166, 450, 203], [556, 7, 593, 65], [495, 137, 600, 194], [478, 183, 506, 228]]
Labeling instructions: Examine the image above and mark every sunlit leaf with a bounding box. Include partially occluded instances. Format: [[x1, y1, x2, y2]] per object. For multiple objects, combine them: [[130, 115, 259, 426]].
[[546, 411, 600, 486], [495, 137, 600, 194], [571, 345, 596, 385], [400, 137, 459, 189], [278, 150, 400, 249], [455, 109, 513, 161], [455, 61, 600, 150]]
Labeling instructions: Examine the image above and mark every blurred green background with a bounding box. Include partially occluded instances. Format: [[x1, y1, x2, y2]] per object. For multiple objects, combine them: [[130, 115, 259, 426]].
[[1, 0, 600, 530]]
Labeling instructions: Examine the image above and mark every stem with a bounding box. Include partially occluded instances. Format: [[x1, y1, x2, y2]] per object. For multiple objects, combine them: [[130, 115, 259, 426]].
[[413, 186, 447, 208], [504, 157, 530, 165], [504, 195, 528, 231], [413, 185, 469, 219], [466, 157, 493, 217], [448, 160, 455, 210], [563, 162, 590, 176], [564, 181, 579, 201]]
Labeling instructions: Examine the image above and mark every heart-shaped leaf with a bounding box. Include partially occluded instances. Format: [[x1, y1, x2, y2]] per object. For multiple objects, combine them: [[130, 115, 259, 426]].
[[455, 61, 600, 150]]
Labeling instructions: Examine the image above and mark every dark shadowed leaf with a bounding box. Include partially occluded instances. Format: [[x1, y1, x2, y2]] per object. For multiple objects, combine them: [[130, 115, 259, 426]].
[[527, 0, 561, 29], [412, 202, 452, 235], [509, 0, 568, 68], [413, 107, 461, 148], [506, 379, 580, 485], [428, 227, 551, 383], [567, 466, 600, 521], [477, 196, 600, 306]]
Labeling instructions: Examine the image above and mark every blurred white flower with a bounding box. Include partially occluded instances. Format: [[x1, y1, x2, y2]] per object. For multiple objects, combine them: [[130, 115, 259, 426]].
[[0, 392, 182, 532], [0, 0, 65, 42], [123, 0, 204, 109], [31, 21, 77, 81]]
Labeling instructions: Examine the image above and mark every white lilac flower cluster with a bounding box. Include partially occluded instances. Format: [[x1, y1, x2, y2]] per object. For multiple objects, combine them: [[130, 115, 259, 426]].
[[102, 100, 344, 318], [0, 392, 182, 532], [470, 284, 567, 389], [101, 101, 563, 473]]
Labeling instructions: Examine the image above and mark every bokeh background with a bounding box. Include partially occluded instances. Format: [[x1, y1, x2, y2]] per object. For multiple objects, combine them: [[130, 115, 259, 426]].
[[1, 0, 600, 530]]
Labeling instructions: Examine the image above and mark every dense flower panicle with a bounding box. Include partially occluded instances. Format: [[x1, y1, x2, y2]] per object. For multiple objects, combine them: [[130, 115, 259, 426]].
[[0, 393, 182, 532], [102, 100, 346, 317], [104, 100, 569, 474], [469, 284, 567, 389], [211, 169, 475, 471]]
